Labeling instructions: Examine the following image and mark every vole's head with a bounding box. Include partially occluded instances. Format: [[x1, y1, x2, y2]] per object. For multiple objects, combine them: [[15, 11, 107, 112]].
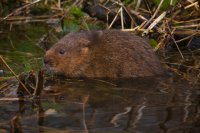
[[44, 31, 102, 77]]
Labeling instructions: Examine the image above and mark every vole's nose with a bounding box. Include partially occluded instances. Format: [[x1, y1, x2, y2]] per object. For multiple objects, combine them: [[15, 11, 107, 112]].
[[44, 57, 50, 64]]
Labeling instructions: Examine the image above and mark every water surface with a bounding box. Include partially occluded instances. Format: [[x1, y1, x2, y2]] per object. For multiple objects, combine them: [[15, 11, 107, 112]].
[[0, 76, 200, 133]]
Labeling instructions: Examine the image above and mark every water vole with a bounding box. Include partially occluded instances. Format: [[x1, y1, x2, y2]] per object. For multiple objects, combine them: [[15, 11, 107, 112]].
[[44, 30, 164, 78]]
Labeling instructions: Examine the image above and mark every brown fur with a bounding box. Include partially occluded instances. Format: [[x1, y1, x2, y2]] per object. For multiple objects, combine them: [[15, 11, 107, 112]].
[[44, 30, 164, 78]]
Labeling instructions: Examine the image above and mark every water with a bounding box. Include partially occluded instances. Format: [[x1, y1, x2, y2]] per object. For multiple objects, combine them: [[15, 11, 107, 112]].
[[0, 76, 200, 133]]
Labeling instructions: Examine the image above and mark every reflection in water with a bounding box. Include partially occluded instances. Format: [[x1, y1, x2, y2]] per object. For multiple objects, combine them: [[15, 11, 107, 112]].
[[111, 106, 132, 127], [0, 76, 200, 133]]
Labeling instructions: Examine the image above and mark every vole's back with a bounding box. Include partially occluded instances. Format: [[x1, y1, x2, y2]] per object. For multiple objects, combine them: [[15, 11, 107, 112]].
[[44, 30, 164, 78], [88, 30, 163, 77]]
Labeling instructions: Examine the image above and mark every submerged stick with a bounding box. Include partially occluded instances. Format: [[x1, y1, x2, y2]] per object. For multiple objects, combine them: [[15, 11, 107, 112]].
[[33, 70, 44, 96], [0, 55, 32, 96], [82, 95, 89, 133]]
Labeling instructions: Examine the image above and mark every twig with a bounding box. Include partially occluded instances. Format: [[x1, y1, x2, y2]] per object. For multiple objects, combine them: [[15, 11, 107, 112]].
[[175, 33, 196, 43], [142, 0, 152, 16], [33, 70, 44, 96], [2, 15, 60, 21], [0, 55, 32, 96], [173, 18, 200, 24], [173, 24, 200, 29], [184, 2, 199, 10], [0, 0, 42, 23], [143, 11, 166, 35], [108, 8, 121, 29], [187, 26, 199, 48], [120, 7, 124, 29], [174, 30, 200, 35], [169, 0, 174, 30], [143, 0, 165, 28], [129, 10, 147, 22], [135, 0, 142, 11], [154, 33, 168, 51], [166, 24, 184, 59], [122, 6, 138, 27], [40, 0, 81, 44], [122, 26, 139, 32], [58, 0, 61, 8]]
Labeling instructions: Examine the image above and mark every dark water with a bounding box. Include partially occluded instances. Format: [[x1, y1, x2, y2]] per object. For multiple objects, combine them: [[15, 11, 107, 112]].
[[0, 76, 200, 133]]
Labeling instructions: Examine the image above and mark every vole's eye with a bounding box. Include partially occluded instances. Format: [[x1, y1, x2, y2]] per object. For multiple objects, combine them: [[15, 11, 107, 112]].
[[59, 49, 65, 55]]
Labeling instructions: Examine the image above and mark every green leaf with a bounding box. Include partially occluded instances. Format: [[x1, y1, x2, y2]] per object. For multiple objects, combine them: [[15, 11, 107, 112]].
[[69, 6, 84, 19], [124, 0, 136, 5], [154, 0, 177, 11], [63, 20, 80, 32], [23, 59, 32, 72], [149, 39, 158, 48]]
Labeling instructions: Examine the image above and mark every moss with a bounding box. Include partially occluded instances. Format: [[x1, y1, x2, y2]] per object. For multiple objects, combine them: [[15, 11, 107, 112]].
[[0, 23, 47, 75]]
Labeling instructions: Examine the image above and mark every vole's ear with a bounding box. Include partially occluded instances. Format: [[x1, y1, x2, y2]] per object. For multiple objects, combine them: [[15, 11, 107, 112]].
[[79, 30, 103, 48], [78, 38, 91, 48], [88, 30, 103, 46], [92, 30, 103, 39]]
